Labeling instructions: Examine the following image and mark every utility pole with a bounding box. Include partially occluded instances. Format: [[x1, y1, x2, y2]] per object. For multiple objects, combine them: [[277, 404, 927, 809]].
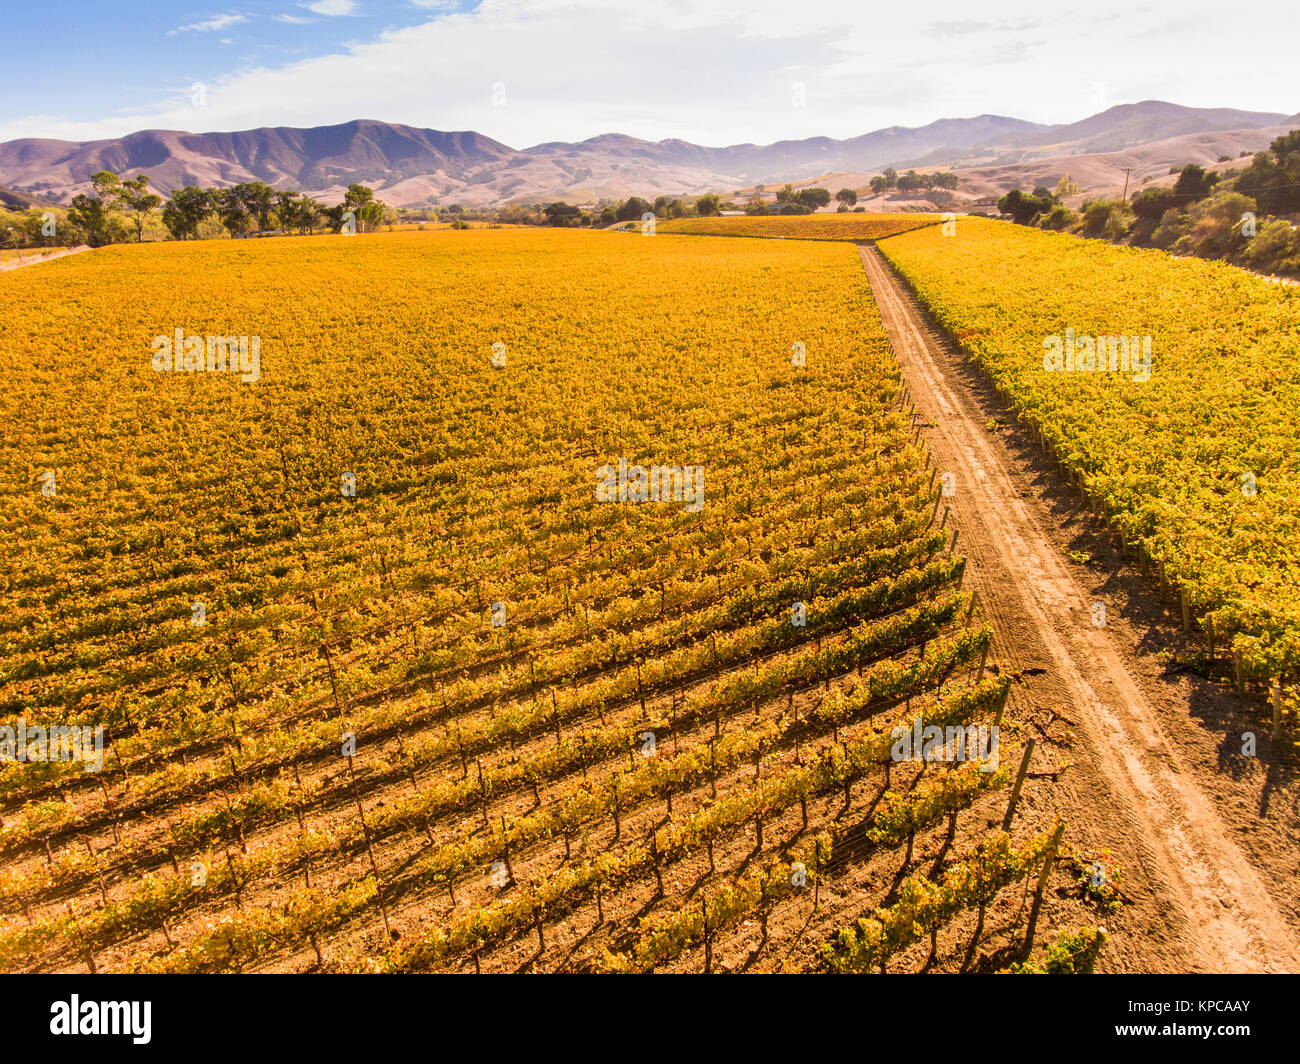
[[1121, 167, 1132, 203]]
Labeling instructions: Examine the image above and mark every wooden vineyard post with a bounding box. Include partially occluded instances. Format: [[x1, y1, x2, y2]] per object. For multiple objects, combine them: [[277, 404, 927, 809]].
[[812, 843, 821, 912], [396, 730, 419, 793], [83, 836, 107, 906], [1180, 589, 1190, 633], [97, 776, 120, 844], [701, 896, 712, 973], [1273, 682, 1282, 744], [976, 640, 989, 681], [346, 748, 392, 941], [993, 680, 1011, 731], [1022, 823, 1065, 960], [501, 816, 516, 884], [65, 901, 96, 974], [1001, 739, 1036, 831], [611, 776, 621, 840]]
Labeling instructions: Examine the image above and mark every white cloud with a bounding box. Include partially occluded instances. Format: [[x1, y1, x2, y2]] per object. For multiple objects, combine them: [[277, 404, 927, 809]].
[[167, 12, 248, 36], [6, 0, 1298, 146], [275, 13, 315, 23], [300, 0, 358, 14]]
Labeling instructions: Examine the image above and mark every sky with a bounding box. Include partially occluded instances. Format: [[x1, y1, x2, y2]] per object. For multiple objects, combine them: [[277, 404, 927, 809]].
[[2, 0, 1296, 148]]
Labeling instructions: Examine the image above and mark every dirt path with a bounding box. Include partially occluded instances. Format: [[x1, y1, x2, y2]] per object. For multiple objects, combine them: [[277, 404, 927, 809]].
[[0, 245, 92, 272], [858, 242, 1300, 973]]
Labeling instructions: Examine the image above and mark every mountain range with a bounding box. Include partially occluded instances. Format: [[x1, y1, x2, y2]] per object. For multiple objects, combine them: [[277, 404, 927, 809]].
[[0, 101, 1293, 210]]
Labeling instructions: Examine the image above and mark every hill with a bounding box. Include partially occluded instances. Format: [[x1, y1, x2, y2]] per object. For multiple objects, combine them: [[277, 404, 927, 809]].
[[0, 103, 1289, 209]]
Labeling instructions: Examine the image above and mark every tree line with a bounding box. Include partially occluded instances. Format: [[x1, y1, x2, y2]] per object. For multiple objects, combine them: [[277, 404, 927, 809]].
[[3, 166, 966, 248], [869, 168, 959, 194], [0, 173, 393, 248], [994, 128, 1300, 277]]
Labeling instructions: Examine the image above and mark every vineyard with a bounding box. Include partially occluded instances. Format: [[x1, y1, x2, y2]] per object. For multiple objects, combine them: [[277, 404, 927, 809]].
[[0, 228, 1089, 973], [878, 218, 1300, 712], [656, 213, 940, 241]]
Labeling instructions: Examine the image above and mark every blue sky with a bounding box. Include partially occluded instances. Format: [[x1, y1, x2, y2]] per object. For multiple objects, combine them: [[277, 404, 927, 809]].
[[2, 1, 1295, 147], [4, 1, 469, 130]]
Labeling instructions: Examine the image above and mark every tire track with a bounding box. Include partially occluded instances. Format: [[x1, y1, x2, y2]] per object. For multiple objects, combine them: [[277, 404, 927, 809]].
[[858, 241, 1299, 973]]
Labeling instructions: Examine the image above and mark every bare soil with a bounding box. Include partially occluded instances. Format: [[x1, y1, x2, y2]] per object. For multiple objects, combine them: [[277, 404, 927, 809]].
[[858, 242, 1300, 973]]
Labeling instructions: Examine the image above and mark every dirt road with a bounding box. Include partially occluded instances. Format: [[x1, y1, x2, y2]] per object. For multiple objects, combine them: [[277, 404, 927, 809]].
[[858, 242, 1300, 973], [0, 245, 92, 272]]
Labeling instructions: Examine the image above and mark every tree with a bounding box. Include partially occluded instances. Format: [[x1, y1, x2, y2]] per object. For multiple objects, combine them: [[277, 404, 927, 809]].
[[231, 181, 277, 231], [63, 171, 128, 246], [695, 194, 721, 216], [67, 193, 111, 246], [111, 175, 162, 241], [212, 188, 252, 237], [341, 183, 385, 232], [162, 186, 213, 240], [65, 172, 128, 246], [1239, 217, 1300, 275], [295, 194, 324, 233], [1128, 186, 1179, 244], [322, 203, 348, 231], [18, 208, 61, 246], [275, 190, 300, 232], [1150, 208, 1193, 250], [616, 196, 652, 222], [1171, 164, 1218, 203], [997, 188, 1056, 225], [1079, 200, 1131, 240], [1233, 129, 1300, 215], [1055, 175, 1080, 198], [1131, 187, 1177, 221], [543, 202, 583, 227], [795, 187, 830, 210], [1170, 189, 1256, 259], [835, 188, 858, 210], [273, 190, 322, 234], [1038, 204, 1075, 231]]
